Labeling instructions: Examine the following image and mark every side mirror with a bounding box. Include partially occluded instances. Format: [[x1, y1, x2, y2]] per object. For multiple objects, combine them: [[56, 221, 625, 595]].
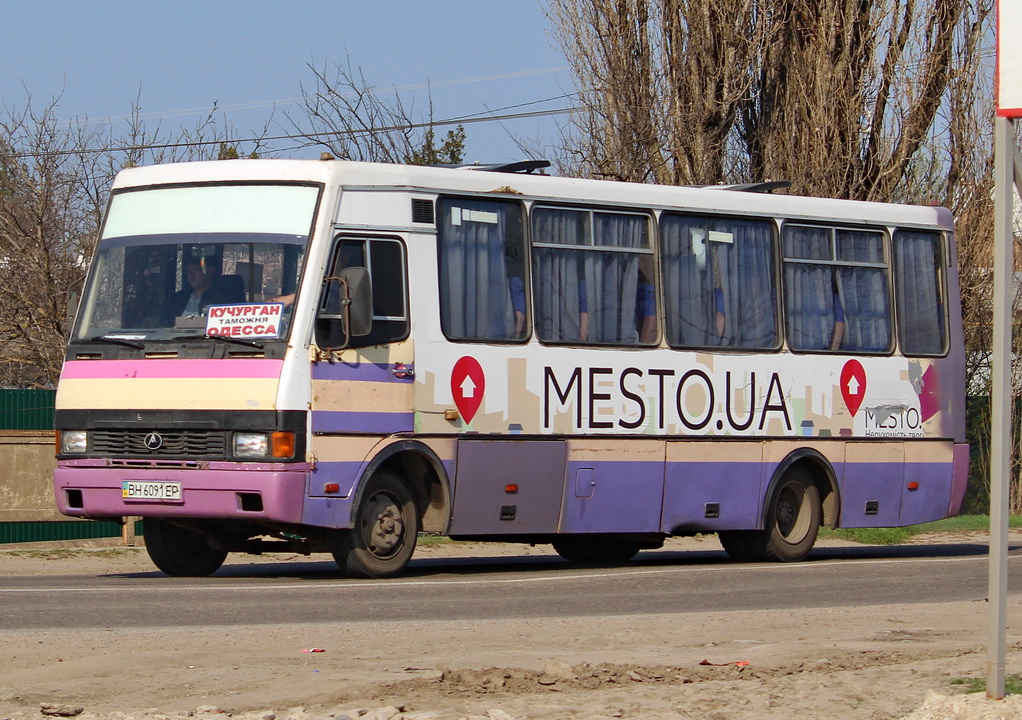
[[318, 266, 372, 351], [339, 267, 372, 341]]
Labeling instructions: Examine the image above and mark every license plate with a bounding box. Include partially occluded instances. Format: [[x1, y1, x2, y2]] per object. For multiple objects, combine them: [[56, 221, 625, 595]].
[[122, 481, 182, 502]]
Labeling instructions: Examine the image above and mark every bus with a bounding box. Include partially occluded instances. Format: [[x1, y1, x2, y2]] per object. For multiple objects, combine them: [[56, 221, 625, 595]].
[[53, 158, 968, 577]]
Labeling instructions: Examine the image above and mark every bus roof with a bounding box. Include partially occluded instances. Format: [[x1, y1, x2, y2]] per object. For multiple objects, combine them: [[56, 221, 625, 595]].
[[112, 158, 955, 231]]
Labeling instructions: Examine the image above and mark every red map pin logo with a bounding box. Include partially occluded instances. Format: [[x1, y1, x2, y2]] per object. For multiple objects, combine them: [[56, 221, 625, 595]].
[[840, 359, 867, 417], [451, 356, 485, 424]]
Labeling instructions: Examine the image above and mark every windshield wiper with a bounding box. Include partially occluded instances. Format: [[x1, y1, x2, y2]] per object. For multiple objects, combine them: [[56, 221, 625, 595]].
[[88, 335, 145, 350], [171, 334, 264, 349], [206, 333, 264, 349]]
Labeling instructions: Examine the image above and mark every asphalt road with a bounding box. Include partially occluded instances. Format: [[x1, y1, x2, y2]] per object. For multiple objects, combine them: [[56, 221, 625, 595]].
[[3, 540, 1020, 631]]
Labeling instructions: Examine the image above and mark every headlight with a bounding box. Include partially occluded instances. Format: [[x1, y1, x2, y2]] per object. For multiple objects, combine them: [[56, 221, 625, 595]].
[[233, 432, 269, 458], [233, 431, 295, 459], [60, 430, 88, 454]]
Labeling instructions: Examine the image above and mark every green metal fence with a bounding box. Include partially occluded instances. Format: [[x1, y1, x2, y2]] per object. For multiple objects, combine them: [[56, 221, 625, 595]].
[[0, 388, 56, 430], [0, 520, 139, 544]]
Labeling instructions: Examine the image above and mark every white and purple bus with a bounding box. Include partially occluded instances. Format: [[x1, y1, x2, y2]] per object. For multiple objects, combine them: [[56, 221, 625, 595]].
[[54, 158, 967, 577]]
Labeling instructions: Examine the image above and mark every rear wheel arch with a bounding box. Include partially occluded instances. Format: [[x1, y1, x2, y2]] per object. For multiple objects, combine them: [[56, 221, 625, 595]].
[[762, 448, 840, 530], [719, 448, 839, 564]]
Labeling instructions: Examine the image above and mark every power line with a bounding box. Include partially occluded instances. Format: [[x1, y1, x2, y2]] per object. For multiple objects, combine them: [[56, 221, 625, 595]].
[[1, 101, 578, 161], [70, 67, 572, 129]]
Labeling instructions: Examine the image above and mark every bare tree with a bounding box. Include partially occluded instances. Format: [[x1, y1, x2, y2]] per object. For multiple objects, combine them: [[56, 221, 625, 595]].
[[0, 96, 107, 387], [551, 0, 1005, 510], [550, 0, 990, 198], [550, 0, 767, 184], [284, 58, 464, 164]]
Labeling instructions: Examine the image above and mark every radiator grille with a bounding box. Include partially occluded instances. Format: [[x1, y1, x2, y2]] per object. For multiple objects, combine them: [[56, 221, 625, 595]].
[[90, 430, 226, 459]]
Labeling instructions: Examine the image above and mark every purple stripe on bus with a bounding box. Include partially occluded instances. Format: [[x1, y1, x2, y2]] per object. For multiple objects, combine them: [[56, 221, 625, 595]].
[[900, 462, 954, 526], [949, 443, 969, 515], [53, 466, 307, 523], [559, 457, 956, 533], [302, 495, 355, 529], [311, 411, 414, 434], [561, 460, 665, 534], [303, 458, 456, 530], [662, 460, 767, 532], [309, 461, 364, 498], [839, 461, 955, 528], [311, 361, 412, 383]]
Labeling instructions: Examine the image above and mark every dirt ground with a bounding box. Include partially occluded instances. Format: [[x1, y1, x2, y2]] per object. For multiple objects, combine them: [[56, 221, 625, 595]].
[[2, 533, 1022, 720]]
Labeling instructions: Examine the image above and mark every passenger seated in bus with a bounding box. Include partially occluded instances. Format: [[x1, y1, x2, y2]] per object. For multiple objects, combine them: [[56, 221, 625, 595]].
[[830, 291, 845, 350], [636, 270, 656, 343], [170, 258, 246, 318], [714, 286, 726, 339], [509, 276, 526, 336]]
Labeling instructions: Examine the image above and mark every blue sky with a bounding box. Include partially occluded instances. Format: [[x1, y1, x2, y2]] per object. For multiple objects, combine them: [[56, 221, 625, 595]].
[[0, 1, 572, 163]]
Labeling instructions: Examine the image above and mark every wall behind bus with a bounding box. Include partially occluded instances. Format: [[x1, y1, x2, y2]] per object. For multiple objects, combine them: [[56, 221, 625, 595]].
[[0, 389, 125, 543], [0, 430, 60, 522]]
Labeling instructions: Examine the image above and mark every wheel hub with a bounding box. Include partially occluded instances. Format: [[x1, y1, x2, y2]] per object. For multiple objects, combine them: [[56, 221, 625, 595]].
[[362, 493, 404, 557]]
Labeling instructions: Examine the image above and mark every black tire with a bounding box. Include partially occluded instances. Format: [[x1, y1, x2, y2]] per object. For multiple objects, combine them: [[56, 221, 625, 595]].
[[330, 470, 418, 578], [719, 469, 821, 563], [718, 530, 760, 562], [142, 518, 228, 577], [761, 469, 821, 562], [552, 536, 642, 564]]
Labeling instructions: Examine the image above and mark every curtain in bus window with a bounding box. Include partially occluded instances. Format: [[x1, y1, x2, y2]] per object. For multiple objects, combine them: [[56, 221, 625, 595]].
[[835, 230, 891, 352], [589, 213, 647, 344], [894, 230, 945, 354], [661, 215, 776, 348], [784, 226, 836, 351], [532, 209, 652, 345], [438, 200, 524, 341], [533, 209, 586, 342]]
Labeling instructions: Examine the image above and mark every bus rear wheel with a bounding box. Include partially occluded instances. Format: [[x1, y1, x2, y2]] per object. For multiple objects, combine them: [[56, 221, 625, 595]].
[[552, 536, 642, 564], [763, 470, 821, 561], [142, 518, 228, 577], [719, 469, 821, 563], [330, 470, 418, 578]]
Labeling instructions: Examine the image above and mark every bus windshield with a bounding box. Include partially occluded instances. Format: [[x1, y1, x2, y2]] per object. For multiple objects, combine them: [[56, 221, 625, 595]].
[[73, 183, 319, 343]]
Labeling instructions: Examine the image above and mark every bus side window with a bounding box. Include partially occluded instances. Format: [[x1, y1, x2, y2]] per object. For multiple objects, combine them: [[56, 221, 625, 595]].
[[783, 225, 891, 353], [893, 230, 946, 355], [660, 213, 777, 350], [532, 207, 656, 346], [437, 198, 528, 342], [316, 237, 408, 349]]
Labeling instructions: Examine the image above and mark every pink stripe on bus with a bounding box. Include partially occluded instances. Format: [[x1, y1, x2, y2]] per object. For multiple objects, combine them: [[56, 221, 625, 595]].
[[60, 359, 283, 380]]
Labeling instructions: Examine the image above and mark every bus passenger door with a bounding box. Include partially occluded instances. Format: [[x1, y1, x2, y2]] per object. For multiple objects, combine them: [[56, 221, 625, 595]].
[[560, 439, 666, 534], [447, 439, 565, 535]]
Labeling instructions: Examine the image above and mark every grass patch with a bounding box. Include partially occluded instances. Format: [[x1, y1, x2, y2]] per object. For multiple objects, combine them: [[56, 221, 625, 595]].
[[819, 515, 1022, 545], [951, 674, 1022, 695], [416, 533, 454, 548]]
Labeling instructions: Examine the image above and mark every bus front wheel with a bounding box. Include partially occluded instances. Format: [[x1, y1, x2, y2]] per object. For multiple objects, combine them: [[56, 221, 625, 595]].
[[330, 470, 419, 578], [142, 518, 228, 577]]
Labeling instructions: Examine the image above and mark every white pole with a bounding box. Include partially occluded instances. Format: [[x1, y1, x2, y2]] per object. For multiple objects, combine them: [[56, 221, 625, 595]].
[[988, 115, 1014, 700]]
